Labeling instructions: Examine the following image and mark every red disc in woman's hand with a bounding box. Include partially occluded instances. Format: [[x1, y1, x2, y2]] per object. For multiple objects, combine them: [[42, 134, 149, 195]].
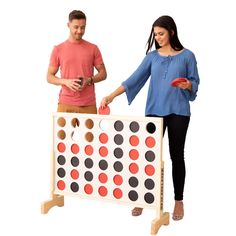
[[171, 78, 187, 87], [98, 105, 110, 115]]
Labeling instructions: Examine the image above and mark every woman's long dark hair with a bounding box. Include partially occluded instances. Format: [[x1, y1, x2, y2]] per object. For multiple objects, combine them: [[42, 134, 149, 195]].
[[146, 15, 184, 54]]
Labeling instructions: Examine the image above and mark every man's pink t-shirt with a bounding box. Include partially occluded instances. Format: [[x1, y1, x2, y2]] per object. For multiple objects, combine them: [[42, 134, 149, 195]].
[[50, 39, 104, 106]]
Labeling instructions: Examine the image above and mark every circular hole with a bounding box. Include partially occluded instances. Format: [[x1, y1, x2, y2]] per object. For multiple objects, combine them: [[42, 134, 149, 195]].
[[144, 192, 155, 204], [57, 117, 66, 127], [144, 179, 155, 190], [129, 121, 139, 133], [129, 135, 139, 146], [57, 130, 66, 140], [99, 146, 108, 157], [99, 160, 108, 170], [146, 122, 156, 134], [84, 171, 93, 181], [114, 148, 123, 159], [71, 130, 80, 141], [98, 186, 108, 197], [128, 190, 138, 201], [129, 149, 139, 160], [129, 163, 139, 174], [71, 156, 79, 167], [71, 144, 80, 154], [85, 145, 94, 156], [145, 136, 156, 148], [113, 175, 123, 185], [84, 184, 93, 194], [113, 188, 123, 199], [145, 151, 155, 162], [145, 164, 155, 176], [98, 173, 108, 183], [57, 142, 66, 153], [99, 133, 108, 144], [57, 180, 65, 190], [114, 120, 124, 131], [114, 134, 124, 145], [99, 119, 109, 131], [71, 169, 79, 180], [57, 168, 66, 178], [113, 161, 123, 172], [84, 158, 94, 169], [85, 119, 94, 129], [85, 132, 94, 142], [71, 118, 80, 128], [70, 182, 79, 192], [128, 176, 139, 188], [57, 155, 66, 165]]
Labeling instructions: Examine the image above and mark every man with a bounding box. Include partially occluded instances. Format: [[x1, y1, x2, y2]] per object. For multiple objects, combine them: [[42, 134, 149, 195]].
[[47, 10, 107, 114]]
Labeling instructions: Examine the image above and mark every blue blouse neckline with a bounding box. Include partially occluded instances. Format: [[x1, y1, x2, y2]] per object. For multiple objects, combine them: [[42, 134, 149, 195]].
[[156, 48, 186, 58]]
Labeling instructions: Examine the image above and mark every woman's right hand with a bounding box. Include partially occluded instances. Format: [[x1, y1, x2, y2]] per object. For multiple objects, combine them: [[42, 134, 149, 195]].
[[100, 85, 126, 108], [101, 96, 113, 108]]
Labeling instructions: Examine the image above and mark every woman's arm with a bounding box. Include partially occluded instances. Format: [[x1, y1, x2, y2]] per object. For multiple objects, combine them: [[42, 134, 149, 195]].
[[100, 85, 125, 108]]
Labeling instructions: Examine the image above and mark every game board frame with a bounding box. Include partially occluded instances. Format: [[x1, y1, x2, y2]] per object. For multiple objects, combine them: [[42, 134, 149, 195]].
[[41, 112, 169, 234]]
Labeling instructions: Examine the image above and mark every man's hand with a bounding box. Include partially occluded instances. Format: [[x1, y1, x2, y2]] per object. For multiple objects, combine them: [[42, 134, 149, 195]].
[[77, 77, 93, 91], [62, 78, 81, 91]]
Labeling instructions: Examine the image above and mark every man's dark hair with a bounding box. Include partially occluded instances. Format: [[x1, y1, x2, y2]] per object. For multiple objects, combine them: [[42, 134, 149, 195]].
[[69, 10, 86, 21]]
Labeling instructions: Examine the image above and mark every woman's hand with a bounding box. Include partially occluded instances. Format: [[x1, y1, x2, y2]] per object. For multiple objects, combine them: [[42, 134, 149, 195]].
[[100, 85, 126, 108], [178, 79, 192, 91], [100, 96, 113, 108]]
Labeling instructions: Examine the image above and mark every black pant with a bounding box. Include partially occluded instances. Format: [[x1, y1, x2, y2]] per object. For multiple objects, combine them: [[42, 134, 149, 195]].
[[147, 114, 190, 201]]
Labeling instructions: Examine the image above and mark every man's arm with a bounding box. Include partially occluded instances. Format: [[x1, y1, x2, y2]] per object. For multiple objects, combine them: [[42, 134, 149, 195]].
[[47, 65, 61, 85], [92, 63, 107, 83], [47, 65, 80, 92]]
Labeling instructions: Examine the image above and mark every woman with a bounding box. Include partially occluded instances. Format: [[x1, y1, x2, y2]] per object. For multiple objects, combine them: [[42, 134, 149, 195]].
[[101, 15, 200, 220]]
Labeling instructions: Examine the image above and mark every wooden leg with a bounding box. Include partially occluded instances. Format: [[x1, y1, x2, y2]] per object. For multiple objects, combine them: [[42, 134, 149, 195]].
[[151, 212, 169, 235], [41, 194, 64, 214]]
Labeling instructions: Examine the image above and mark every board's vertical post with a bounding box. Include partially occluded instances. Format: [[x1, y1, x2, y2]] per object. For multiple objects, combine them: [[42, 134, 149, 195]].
[[151, 160, 169, 235], [151, 118, 169, 235], [41, 116, 64, 214]]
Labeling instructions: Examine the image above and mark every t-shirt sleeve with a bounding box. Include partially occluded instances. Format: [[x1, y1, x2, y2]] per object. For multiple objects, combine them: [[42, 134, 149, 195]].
[[49, 46, 60, 68], [93, 45, 104, 66], [122, 55, 151, 105]]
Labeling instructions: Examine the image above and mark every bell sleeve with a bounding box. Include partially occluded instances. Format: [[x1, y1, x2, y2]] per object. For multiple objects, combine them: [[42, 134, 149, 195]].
[[186, 52, 200, 101], [121, 55, 152, 105]]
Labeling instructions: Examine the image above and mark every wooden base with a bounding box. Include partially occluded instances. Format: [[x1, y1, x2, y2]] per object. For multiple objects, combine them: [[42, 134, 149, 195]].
[[151, 212, 169, 235], [41, 194, 64, 214]]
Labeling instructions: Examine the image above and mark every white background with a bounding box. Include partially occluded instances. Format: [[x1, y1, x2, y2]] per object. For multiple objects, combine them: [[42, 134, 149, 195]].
[[0, 0, 235, 235]]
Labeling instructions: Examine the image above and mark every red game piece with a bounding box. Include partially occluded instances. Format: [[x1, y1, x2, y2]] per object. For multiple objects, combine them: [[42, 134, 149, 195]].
[[171, 77, 187, 87], [98, 105, 110, 115]]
